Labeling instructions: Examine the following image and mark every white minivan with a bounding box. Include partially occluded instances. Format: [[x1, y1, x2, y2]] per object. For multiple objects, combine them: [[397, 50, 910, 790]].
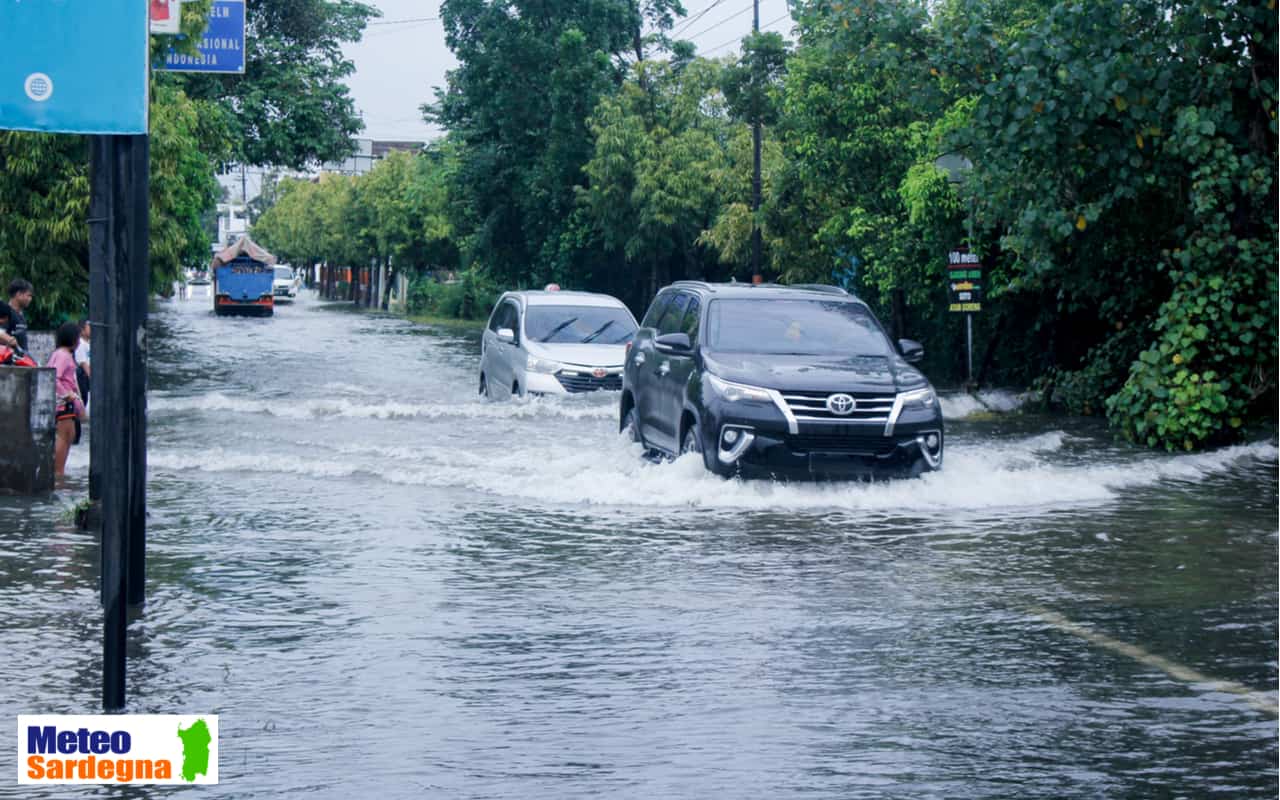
[[479, 290, 639, 398]]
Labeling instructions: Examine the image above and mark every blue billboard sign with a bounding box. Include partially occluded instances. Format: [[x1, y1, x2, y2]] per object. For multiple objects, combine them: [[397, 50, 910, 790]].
[[160, 0, 246, 74], [0, 1, 150, 134]]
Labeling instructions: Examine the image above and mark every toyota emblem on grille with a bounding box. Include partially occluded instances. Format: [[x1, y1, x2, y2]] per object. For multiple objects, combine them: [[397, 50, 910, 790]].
[[592, 368, 607, 378], [826, 393, 857, 415]]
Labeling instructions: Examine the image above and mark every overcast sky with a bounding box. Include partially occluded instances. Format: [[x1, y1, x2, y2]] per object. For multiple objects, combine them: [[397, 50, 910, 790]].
[[341, 0, 794, 144]]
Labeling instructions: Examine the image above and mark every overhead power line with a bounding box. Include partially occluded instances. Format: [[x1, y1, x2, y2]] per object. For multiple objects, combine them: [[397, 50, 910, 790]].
[[367, 16, 440, 25], [670, 0, 733, 38], [681, 4, 755, 41], [702, 11, 791, 54]]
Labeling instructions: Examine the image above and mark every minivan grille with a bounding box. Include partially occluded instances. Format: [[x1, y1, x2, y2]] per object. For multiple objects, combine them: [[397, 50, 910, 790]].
[[556, 373, 622, 393], [781, 391, 895, 423]]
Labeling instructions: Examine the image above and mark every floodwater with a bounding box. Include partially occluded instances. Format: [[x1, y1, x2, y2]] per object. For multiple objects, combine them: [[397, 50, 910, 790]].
[[1, 291, 1276, 798]]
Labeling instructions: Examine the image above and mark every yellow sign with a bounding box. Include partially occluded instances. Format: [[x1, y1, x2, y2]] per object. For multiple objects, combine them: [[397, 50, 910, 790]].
[[948, 302, 982, 313]]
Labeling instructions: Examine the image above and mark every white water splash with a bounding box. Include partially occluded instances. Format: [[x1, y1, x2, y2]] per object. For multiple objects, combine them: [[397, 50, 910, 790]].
[[146, 432, 1277, 515], [148, 391, 615, 421], [940, 389, 1032, 419]]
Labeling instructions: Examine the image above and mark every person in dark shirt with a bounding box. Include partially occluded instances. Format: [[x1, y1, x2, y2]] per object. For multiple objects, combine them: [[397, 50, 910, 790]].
[[7, 278, 33, 352]]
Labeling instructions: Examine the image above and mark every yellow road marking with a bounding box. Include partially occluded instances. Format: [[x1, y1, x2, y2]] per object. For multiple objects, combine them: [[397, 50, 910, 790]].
[[1027, 605, 1279, 717]]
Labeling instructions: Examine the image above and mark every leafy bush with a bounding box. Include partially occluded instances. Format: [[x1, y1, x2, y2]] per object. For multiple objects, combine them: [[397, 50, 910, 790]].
[[407, 269, 498, 321]]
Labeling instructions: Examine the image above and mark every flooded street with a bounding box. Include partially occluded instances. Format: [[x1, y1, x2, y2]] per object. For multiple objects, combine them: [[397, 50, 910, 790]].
[[2, 292, 1276, 798]]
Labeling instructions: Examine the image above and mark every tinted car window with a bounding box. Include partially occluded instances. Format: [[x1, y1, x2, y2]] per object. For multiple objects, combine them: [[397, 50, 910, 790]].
[[487, 300, 505, 332], [524, 305, 638, 344], [680, 295, 701, 343], [706, 299, 891, 356], [656, 292, 690, 336], [641, 293, 673, 329]]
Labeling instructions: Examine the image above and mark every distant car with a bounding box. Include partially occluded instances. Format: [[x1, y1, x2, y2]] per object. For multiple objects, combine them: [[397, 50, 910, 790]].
[[272, 266, 298, 302], [187, 277, 212, 300], [479, 290, 639, 398], [620, 281, 944, 479]]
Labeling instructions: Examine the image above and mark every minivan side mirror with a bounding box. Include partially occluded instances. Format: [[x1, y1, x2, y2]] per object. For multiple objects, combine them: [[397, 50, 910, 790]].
[[497, 327, 516, 344], [655, 332, 693, 355], [898, 338, 924, 363]]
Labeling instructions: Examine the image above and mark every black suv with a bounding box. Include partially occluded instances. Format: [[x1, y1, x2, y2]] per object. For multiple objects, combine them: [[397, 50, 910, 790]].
[[620, 282, 944, 479]]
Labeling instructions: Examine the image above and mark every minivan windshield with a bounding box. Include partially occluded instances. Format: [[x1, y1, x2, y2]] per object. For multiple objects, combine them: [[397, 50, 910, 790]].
[[274, 267, 293, 280], [706, 299, 891, 356], [525, 305, 638, 344]]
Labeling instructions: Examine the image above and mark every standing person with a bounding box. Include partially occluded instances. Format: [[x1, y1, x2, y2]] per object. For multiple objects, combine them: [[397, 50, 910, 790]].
[[74, 319, 92, 410], [48, 322, 86, 477], [7, 278, 33, 352]]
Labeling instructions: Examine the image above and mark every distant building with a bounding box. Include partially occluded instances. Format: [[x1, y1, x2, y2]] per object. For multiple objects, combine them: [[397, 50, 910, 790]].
[[319, 138, 425, 176]]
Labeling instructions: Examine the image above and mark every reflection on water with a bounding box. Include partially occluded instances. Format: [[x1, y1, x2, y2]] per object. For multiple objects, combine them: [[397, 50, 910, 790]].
[[0, 292, 1275, 798]]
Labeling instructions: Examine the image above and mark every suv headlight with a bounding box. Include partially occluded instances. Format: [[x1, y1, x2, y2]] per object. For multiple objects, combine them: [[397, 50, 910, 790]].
[[900, 386, 937, 411], [526, 354, 564, 374], [707, 374, 774, 403]]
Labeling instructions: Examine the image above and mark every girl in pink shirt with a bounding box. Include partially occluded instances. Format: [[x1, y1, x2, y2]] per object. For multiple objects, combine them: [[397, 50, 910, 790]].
[[48, 322, 85, 477]]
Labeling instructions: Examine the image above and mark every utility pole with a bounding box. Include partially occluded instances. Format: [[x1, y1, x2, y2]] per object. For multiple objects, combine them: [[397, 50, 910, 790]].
[[89, 134, 150, 711], [750, 0, 762, 279]]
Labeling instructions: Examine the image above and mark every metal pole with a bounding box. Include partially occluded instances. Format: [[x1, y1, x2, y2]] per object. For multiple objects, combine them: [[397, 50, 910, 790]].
[[126, 136, 149, 608], [750, 0, 762, 278], [90, 136, 128, 710]]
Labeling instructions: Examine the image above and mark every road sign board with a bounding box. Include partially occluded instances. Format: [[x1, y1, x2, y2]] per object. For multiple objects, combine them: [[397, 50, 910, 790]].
[[947, 248, 982, 312], [159, 0, 246, 74], [0, 2, 149, 134]]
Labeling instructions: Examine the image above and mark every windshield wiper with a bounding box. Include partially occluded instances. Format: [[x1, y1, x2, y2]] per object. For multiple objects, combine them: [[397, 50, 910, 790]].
[[537, 316, 579, 342], [580, 320, 616, 343]]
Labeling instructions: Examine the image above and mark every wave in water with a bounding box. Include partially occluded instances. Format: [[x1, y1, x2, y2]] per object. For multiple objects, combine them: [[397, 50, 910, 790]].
[[146, 433, 1277, 514], [148, 391, 615, 421]]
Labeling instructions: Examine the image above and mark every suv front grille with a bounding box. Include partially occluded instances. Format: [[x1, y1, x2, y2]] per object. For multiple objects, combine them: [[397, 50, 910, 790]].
[[556, 372, 622, 393], [781, 391, 895, 423], [784, 432, 896, 456]]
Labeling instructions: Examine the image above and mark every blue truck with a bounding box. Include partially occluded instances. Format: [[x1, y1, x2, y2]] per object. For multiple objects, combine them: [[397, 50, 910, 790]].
[[211, 237, 276, 317]]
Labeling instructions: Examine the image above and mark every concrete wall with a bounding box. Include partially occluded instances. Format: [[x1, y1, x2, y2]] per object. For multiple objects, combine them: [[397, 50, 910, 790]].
[[0, 366, 56, 493]]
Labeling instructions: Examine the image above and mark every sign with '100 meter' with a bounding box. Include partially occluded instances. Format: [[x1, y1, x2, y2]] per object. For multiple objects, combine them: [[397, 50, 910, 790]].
[[0, 2, 150, 134], [947, 248, 983, 313]]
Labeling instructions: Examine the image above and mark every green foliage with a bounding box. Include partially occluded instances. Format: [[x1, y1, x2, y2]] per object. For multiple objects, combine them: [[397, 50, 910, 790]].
[[149, 86, 232, 293], [0, 134, 89, 326], [941, 0, 1277, 448], [177, 0, 378, 167], [407, 270, 498, 320]]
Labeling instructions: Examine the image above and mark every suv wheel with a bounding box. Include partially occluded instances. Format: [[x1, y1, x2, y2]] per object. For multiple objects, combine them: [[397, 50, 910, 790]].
[[681, 422, 703, 456], [622, 408, 641, 443]]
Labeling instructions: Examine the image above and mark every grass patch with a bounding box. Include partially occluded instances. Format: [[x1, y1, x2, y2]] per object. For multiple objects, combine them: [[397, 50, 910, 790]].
[[406, 313, 485, 331]]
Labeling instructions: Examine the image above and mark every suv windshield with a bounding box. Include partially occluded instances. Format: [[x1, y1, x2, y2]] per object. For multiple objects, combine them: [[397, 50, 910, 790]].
[[706, 299, 891, 356], [525, 305, 638, 344], [274, 267, 293, 280]]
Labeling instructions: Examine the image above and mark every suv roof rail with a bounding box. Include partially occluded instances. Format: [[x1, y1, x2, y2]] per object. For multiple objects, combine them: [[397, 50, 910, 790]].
[[668, 280, 716, 292], [786, 283, 850, 296]]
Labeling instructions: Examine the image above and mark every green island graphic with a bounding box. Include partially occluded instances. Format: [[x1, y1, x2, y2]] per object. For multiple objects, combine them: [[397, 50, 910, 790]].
[[176, 719, 213, 782]]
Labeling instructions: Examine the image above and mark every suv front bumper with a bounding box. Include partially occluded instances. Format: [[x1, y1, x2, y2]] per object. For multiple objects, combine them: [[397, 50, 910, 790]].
[[700, 395, 944, 479]]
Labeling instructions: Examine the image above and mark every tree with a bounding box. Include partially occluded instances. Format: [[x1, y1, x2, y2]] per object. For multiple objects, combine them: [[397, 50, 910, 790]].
[[431, 0, 684, 290], [177, 0, 379, 168]]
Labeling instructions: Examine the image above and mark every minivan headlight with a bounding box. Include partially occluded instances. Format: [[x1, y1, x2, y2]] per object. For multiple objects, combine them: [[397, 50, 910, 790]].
[[707, 374, 774, 403], [900, 386, 937, 411], [526, 354, 564, 374]]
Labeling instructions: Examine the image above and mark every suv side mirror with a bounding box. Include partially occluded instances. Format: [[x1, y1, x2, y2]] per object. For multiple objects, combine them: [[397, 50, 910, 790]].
[[497, 327, 516, 344], [655, 332, 693, 355], [898, 338, 924, 363]]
